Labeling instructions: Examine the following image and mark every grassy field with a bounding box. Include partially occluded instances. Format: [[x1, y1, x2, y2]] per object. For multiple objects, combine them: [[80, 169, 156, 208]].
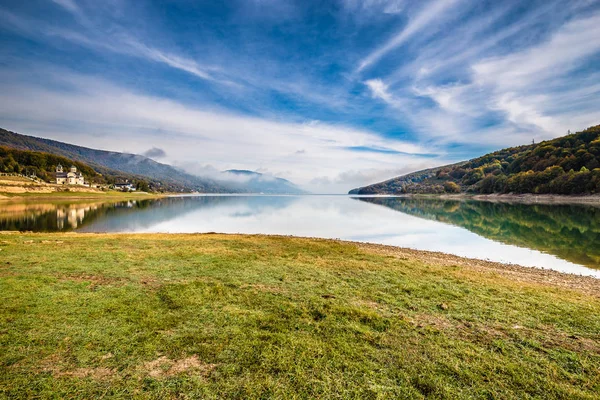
[[0, 175, 167, 200], [0, 189, 165, 200], [1, 233, 599, 399]]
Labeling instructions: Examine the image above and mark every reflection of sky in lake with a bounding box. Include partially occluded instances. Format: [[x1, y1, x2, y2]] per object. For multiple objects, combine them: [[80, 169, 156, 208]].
[[79, 195, 599, 278], [3, 195, 597, 277]]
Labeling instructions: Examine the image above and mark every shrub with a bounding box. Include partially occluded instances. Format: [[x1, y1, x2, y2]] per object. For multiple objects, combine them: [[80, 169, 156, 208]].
[[444, 181, 461, 193]]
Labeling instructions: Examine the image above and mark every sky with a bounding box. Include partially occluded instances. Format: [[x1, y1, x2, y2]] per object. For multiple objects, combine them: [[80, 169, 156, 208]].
[[0, 0, 599, 193]]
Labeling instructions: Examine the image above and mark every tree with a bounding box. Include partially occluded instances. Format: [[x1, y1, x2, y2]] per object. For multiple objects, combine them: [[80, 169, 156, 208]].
[[444, 181, 460, 193], [136, 180, 150, 192]]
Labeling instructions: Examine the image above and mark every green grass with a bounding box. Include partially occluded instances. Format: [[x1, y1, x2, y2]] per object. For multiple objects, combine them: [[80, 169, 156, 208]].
[[1, 233, 599, 399], [0, 190, 164, 200]]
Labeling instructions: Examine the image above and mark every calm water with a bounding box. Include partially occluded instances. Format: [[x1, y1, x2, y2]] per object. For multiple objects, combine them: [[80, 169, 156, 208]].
[[1, 195, 599, 277]]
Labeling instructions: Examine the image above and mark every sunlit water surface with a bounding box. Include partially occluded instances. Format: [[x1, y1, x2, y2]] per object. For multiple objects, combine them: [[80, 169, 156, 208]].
[[1, 195, 599, 277]]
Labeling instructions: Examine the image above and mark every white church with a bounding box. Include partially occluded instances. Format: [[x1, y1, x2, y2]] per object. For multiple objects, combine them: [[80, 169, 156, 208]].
[[55, 164, 85, 185]]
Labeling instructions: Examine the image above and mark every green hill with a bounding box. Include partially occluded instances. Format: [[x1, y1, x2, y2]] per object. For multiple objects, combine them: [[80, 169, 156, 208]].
[[0, 128, 234, 193], [350, 125, 600, 195], [0, 128, 308, 194], [0, 146, 153, 190]]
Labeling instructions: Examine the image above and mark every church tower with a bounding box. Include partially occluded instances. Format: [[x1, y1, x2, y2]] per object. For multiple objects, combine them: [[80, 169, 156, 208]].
[[56, 164, 63, 173]]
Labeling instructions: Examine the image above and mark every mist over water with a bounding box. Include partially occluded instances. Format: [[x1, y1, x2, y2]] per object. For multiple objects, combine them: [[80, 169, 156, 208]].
[[1, 195, 599, 277]]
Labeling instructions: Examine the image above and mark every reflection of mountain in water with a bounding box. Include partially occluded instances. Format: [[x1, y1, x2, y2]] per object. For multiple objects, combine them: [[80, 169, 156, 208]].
[[355, 197, 600, 269], [79, 196, 298, 232], [0, 196, 298, 232]]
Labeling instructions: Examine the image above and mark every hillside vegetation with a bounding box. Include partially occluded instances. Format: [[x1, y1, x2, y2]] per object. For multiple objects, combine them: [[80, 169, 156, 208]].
[[0, 146, 153, 190], [351, 125, 600, 195], [0, 128, 307, 194], [1, 233, 600, 398], [0, 128, 232, 193]]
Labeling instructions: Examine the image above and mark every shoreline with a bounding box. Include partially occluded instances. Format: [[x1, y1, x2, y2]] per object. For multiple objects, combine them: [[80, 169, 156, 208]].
[[352, 192, 600, 205], [4, 189, 600, 204], [2, 231, 599, 397], [3, 231, 599, 289], [445, 193, 600, 205], [0, 189, 168, 201], [353, 240, 600, 294]]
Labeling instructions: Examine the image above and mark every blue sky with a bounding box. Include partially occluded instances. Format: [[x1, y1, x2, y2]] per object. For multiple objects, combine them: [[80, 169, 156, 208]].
[[0, 0, 599, 192]]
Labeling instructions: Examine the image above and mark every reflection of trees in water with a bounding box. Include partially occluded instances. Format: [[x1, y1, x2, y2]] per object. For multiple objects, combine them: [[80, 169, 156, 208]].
[[0, 200, 151, 232], [355, 197, 600, 268], [0, 196, 298, 232]]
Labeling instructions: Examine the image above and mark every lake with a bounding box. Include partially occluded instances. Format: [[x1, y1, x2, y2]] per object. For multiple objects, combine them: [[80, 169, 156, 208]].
[[1, 195, 599, 277]]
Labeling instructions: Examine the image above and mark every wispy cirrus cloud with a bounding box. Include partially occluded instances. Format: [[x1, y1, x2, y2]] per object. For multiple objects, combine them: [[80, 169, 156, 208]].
[[1, 1, 353, 110], [50, 0, 80, 14], [364, 2, 600, 148], [44, 1, 221, 83], [357, 0, 465, 72], [1, 0, 599, 192], [340, 0, 405, 18], [0, 66, 441, 192]]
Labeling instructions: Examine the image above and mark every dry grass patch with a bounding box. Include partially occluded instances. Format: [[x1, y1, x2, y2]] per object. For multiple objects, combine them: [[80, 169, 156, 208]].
[[142, 355, 216, 378]]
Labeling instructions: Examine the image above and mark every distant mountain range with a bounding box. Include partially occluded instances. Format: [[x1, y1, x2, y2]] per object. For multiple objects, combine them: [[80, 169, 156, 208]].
[[0, 128, 306, 194], [220, 170, 307, 194], [350, 125, 600, 196]]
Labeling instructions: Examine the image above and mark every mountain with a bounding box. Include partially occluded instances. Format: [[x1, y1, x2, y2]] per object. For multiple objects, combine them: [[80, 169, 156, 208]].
[[0, 145, 138, 186], [0, 128, 234, 193], [350, 125, 600, 196], [0, 128, 306, 194], [348, 163, 466, 195], [221, 170, 307, 194]]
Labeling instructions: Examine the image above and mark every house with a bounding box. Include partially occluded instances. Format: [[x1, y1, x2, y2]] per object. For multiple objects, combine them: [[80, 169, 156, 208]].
[[113, 180, 136, 191], [56, 164, 85, 185]]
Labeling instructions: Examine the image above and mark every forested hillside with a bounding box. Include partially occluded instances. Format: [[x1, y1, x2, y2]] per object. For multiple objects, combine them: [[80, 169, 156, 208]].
[[351, 125, 600, 195], [0, 128, 233, 193], [0, 146, 152, 190]]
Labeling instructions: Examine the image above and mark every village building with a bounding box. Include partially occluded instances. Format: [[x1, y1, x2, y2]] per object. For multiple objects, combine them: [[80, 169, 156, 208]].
[[113, 179, 136, 191], [55, 164, 85, 185]]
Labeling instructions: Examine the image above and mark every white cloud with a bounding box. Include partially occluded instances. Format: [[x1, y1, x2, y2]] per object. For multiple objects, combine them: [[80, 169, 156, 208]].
[[365, 9, 600, 147], [364, 79, 394, 103], [1, 7, 358, 110], [0, 68, 440, 193], [341, 0, 405, 17], [51, 0, 80, 14], [357, 0, 465, 72], [123, 38, 218, 82], [472, 13, 600, 89]]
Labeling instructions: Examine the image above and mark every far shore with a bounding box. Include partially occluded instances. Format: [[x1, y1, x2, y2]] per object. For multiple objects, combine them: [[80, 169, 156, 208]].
[[0, 176, 169, 201], [352, 192, 600, 205], [3, 178, 599, 205]]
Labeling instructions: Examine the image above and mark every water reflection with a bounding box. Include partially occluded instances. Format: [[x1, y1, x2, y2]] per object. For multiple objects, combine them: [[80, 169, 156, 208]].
[[355, 197, 600, 269], [0, 201, 106, 231], [1, 195, 598, 277]]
